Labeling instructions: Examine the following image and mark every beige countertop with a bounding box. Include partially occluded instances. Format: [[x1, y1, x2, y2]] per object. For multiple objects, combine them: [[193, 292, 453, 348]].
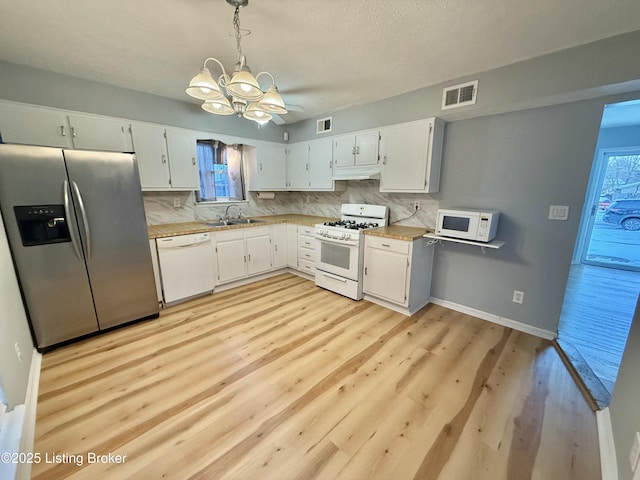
[[148, 214, 337, 239], [364, 225, 434, 241]]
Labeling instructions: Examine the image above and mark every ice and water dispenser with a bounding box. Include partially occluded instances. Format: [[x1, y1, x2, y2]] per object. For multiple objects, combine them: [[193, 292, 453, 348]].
[[14, 205, 71, 246]]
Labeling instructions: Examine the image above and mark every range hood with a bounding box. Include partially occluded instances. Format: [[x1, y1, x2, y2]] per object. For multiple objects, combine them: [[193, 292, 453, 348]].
[[332, 168, 381, 181]]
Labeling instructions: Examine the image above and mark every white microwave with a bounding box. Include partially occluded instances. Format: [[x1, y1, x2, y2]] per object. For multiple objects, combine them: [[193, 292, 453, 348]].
[[435, 208, 500, 242]]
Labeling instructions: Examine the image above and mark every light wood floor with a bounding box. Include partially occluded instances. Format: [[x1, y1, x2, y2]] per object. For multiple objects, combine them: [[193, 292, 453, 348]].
[[33, 273, 600, 480]]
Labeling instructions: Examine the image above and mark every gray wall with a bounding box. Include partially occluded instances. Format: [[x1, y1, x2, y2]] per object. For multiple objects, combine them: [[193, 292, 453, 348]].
[[0, 60, 285, 143], [0, 210, 34, 409], [430, 98, 607, 332], [610, 295, 640, 480]]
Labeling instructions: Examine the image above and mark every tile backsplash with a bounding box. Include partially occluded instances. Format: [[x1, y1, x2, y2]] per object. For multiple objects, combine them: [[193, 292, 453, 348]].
[[143, 181, 440, 228]]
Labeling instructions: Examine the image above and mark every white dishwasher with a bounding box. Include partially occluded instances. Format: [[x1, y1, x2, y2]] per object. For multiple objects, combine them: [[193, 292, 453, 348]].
[[156, 232, 215, 305]]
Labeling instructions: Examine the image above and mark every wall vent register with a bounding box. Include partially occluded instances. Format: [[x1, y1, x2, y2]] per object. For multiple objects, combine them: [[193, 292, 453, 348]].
[[442, 80, 478, 110]]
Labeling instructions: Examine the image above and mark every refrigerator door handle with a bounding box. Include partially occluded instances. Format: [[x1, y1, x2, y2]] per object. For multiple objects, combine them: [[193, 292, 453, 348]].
[[63, 180, 83, 260], [72, 181, 92, 259]]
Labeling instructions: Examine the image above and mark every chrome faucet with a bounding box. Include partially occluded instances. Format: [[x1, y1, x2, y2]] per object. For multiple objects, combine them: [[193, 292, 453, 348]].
[[224, 203, 241, 222]]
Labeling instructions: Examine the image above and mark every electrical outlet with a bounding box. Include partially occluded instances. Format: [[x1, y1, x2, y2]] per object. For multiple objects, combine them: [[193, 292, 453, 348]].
[[173, 198, 181, 208], [305, 195, 311, 204], [414, 201, 420, 210], [512, 290, 524, 304], [630, 431, 640, 472], [14, 342, 22, 362]]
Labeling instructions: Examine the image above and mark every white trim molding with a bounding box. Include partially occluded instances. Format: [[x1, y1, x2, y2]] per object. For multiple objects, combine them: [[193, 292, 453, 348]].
[[429, 297, 556, 340], [597, 407, 619, 480]]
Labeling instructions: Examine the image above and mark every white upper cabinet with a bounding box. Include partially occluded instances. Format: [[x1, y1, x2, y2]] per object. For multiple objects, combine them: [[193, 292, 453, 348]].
[[0, 102, 72, 148], [379, 118, 445, 193], [249, 142, 287, 191], [308, 138, 334, 190], [131, 123, 200, 191], [66, 113, 133, 152], [165, 128, 199, 190], [131, 123, 171, 190], [0, 101, 132, 152], [333, 130, 380, 169], [285, 137, 334, 191], [286, 142, 309, 190]]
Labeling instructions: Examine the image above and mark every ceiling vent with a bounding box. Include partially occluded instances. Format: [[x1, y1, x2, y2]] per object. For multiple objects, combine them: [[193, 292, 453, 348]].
[[317, 117, 332, 134], [442, 80, 478, 110]]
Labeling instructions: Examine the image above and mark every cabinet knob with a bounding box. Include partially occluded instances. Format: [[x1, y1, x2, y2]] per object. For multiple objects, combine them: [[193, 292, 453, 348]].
[[71, 127, 76, 138], [161, 154, 167, 164], [192, 157, 196, 165], [60, 125, 66, 136]]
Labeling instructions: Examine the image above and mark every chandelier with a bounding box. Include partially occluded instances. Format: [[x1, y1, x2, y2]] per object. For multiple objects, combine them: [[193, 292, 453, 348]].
[[185, 0, 287, 125]]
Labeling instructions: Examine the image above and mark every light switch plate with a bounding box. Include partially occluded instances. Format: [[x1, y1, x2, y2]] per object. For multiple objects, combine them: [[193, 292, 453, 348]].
[[548, 205, 569, 220]]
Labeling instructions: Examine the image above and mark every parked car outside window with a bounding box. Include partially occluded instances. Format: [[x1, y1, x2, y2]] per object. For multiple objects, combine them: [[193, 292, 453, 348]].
[[602, 199, 640, 231]]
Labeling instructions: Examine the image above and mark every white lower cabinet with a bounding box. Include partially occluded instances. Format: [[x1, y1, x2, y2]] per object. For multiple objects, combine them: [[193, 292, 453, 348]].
[[297, 225, 316, 276], [214, 227, 272, 284], [271, 224, 288, 269], [363, 235, 434, 315], [286, 224, 298, 268]]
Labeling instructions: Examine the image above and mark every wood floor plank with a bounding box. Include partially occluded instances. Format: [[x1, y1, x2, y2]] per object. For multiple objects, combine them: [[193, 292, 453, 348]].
[[32, 273, 600, 480]]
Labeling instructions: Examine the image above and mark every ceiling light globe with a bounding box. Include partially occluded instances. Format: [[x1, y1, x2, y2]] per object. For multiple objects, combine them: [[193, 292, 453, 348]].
[[186, 67, 225, 100], [201, 98, 234, 115], [257, 84, 288, 115], [226, 70, 264, 101], [244, 102, 273, 123]]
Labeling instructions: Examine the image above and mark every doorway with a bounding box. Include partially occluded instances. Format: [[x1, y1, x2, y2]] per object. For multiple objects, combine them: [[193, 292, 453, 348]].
[[558, 99, 640, 407]]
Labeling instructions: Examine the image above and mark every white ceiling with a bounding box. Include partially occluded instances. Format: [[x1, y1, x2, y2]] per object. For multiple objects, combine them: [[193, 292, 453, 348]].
[[1, 0, 640, 124]]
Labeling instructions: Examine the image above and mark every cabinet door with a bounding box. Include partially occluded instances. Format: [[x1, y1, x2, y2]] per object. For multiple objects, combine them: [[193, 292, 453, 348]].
[[286, 143, 309, 190], [355, 130, 379, 166], [0, 102, 72, 148], [255, 143, 287, 190], [380, 121, 429, 192], [332, 135, 355, 168], [130, 123, 171, 190], [246, 234, 272, 276], [165, 128, 199, 190], [271, 225, 288, 269], [67, 114, 133, 152], [216, 238, 247, 283], [286, 224, 298, 268], [308, 138, 333, 190], [363, 247, 408, 305]]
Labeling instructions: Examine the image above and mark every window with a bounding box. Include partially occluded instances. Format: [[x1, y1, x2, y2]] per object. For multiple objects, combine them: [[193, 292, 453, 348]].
[[196, 140, 246, 203]]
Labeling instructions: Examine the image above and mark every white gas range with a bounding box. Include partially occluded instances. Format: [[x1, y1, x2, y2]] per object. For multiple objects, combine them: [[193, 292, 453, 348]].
[[314, 204, 389, 300]]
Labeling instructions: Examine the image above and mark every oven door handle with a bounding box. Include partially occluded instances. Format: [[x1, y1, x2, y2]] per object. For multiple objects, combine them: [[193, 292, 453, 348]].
[[314, 235, 359, 246], [319, 271, 348, 283]]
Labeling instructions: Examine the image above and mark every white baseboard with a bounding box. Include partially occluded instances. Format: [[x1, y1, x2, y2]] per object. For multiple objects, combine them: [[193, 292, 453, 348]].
[[596, 407, 619, 480], [429, 297, 556, 340], [15, 349, 41, 480]]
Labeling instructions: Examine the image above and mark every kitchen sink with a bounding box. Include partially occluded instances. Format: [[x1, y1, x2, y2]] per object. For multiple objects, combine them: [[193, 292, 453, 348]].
[[204, 218, 266, 228], [231, 218, 266, 224]]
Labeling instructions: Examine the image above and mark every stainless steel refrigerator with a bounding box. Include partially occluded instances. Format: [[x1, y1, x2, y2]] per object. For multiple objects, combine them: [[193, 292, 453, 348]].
[[0, 144, 159, 351]]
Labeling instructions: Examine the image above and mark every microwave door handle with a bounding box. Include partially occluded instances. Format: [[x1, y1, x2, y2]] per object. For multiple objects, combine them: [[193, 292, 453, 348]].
[[63, 181, 83, 260], [72, 181, 92, 259]]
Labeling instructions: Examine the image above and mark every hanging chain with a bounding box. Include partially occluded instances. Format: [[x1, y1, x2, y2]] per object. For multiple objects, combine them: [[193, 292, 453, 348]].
[[233, 6, 243, 63]]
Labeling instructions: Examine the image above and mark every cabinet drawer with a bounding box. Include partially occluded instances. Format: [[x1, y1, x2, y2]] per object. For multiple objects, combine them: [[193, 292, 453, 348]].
[[298, 246, 315, 263], [365, 236, 410, 254], [298, 226, 314, 236], [298, 234, 316, 250], [298, 258, 316, 275]]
